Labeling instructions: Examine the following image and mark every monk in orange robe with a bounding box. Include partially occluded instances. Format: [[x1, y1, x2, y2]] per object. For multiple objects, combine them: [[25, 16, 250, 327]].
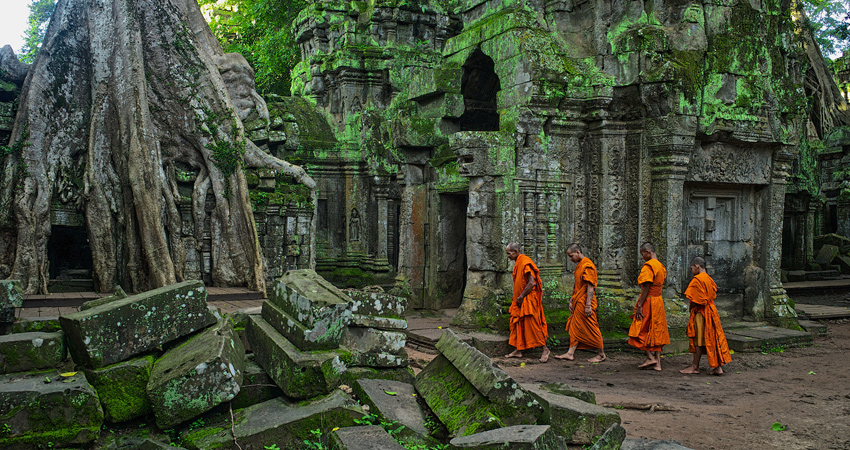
[[555, 243, 605, 363], [628, 242, 670, 371], [505, 242, 550, 363], [680, 256, 732, 375]]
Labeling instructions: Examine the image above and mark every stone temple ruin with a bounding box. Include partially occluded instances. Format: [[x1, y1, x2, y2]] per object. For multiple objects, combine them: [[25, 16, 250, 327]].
[[0, 274, 629, 449]]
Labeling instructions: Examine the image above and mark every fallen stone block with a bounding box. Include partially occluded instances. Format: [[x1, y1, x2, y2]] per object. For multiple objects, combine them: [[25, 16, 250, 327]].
[[350, 314, 408, 330], [0, 370, 103, 448], [80, 285, 128, 311], [0, 331, 65, 373], [60, 280, 215, 368], [539, 382, 596, 404], [449, 425, 562, 449], [589, 423, 627, 450], [834, 255, 850, 274], [347, 291, 406, 318], [181, 391, 364, 450], [246, 315, 349, 399], [435, 329, 544, 425], [331, 425, 406, 450], [342, 326, 408, 367], [84, 355, 153, 423], [0, 280, 23, 324], [524, 385, 620, 445], [814, 233, 850, 254], [415, 354, 502, 437], [816, 244, 840, 265], [354, 379, 430, 436], [230, 355, 283, 410], [468, 331, 511, 357], [266, 270, 353, 349], [262, 299, 346, 351], [147, 319, 245, 429], [11, 316, 61, 334]]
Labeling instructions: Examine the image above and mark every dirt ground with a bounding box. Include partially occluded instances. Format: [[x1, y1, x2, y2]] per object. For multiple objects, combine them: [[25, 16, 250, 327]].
[[408, 319, 850, 450]]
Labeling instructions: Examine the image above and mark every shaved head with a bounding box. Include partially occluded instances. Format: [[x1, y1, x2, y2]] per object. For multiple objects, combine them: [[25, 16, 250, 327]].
[[690, 256, 706, 268], [506, 242, 521, 252], [566, 243, 582, 253], [640, 242, 655, 253]]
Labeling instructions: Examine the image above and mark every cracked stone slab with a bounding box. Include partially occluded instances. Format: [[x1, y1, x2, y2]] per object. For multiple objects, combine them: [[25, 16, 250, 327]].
[[181, 391, 364, 450], [354, 379, 429, 436], [588, 423, 627, 450], [60, 280, 214, 368], [330, 425, 406, 450], [246, 315, 349, 399], [0, 331, 65, 373], [523, 384, 620, 445], [435, 329, 544, 425], [350, 314, 408, 330], [341, 327, 407, 366], [147, 319, 245, 429], [449, 425, 562, 449], [0, 370, 103, 448]]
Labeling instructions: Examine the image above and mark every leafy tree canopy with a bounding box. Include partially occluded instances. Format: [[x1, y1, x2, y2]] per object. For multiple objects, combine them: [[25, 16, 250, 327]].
[[19, 0, 56, 64], [803, 0, 850, 59], [199, 0, 306, 95]]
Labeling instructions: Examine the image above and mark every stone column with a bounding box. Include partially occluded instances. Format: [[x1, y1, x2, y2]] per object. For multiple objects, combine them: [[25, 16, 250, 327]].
[[838, 197, 850, 238], [646, 130, 692, 293], [763, 148, 798, 325]]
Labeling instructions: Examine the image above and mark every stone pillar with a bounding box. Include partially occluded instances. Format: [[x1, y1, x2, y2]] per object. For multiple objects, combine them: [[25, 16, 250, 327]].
[[646, 129, 692, 293], [838, 197, 850, 238], [764, 148, 798, 325], [806, 202, 817, 266]]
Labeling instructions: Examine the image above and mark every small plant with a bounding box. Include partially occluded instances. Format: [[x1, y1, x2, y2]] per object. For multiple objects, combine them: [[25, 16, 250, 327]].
[[189, 418, 205, 430], [264, 445, 280, 450], [0, 423, 11, 436], [760, 342, 786, 354], [303, 428, 327, 450]]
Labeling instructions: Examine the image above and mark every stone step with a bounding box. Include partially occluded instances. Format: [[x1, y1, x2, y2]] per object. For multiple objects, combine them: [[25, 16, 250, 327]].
[[797, 320, 828, 337], [406, 327, 471, 354], [795, 303, 850, 320], [331, 425, 406, 450], [724, 325, 812, 353]]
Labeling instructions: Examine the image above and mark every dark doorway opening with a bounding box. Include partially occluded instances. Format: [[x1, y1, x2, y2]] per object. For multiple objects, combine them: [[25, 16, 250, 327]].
[[460, 49, 501, 132], [827, 203, 838, 234], [432, 193, 468, 309], [48, 225, 93, 290]]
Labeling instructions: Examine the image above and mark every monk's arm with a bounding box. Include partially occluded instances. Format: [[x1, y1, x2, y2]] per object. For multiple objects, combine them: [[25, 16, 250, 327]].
[[585, 284, 594, 317], [635, 282, 650, 319], [516, 272, 535, 308]]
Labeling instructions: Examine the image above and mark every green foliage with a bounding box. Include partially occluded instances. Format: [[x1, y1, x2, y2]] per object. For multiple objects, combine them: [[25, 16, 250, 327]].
[[302, 428, 327, 450], [19, 0, 56, 63], [198, 108, 246, 198], [803, 0, 850, 58], [199, 0, 307, 95]]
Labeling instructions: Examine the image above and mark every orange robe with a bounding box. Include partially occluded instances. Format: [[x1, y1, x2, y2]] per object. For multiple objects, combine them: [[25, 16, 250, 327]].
[[628, 258, 670, 352], [565, 257, 604, 350], [685, 272, 732, 368], [509, 254, 548, 351]]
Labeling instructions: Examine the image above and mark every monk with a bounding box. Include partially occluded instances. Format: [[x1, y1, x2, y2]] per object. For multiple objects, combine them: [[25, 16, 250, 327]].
[[504, 242, 551, 363], [555, 243, 606, 363], [679, 256, 732, 375], [628, 242, 670, 371]]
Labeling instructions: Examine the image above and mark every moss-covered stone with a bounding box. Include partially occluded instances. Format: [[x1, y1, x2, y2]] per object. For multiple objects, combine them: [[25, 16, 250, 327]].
[[83, 355, 154, 423], [10, 317, 61, 334], [80, 285, 128, 311], [229, 356, 283, 410], [0, 280, 23, 324], [0, 370, 103, 448], [0, 331, 65, 374], [147, 319, 245, 429], [60, 280, 214, 369]]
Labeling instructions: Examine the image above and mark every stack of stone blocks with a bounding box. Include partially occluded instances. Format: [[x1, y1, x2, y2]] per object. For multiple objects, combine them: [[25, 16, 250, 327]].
[[0, 280, 251, 448]]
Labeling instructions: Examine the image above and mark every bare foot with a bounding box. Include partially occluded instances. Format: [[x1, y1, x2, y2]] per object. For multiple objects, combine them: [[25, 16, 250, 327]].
[[653, 365, 663, 371], [554, 353, 575, 361], [679, 366, 700, 374], [504, 351, 522, 358], [638, 359, 657, 369], [588, 355, 606, 363], [709, 367, 724, 376], [539, 348, 550, 363]]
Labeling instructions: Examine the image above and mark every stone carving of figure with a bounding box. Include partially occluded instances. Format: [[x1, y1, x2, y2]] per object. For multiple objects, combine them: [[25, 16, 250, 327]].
[[350, 208, 360, 242], [214, 53, 270, 128]]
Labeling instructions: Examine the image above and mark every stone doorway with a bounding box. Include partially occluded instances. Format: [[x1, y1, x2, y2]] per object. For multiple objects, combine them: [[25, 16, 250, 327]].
[[459, 49, 500, 132], [47, 225, 94, 290], [426, 192, 468, 309], [684, 185, 755, 318]]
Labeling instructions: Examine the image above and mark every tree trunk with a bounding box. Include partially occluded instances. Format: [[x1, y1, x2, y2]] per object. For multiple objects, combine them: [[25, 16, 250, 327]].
[[0, 0, 313, 294]]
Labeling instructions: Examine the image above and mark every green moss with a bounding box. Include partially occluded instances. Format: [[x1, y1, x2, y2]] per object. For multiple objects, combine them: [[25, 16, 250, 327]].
[[85, 355, 154, 423]]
